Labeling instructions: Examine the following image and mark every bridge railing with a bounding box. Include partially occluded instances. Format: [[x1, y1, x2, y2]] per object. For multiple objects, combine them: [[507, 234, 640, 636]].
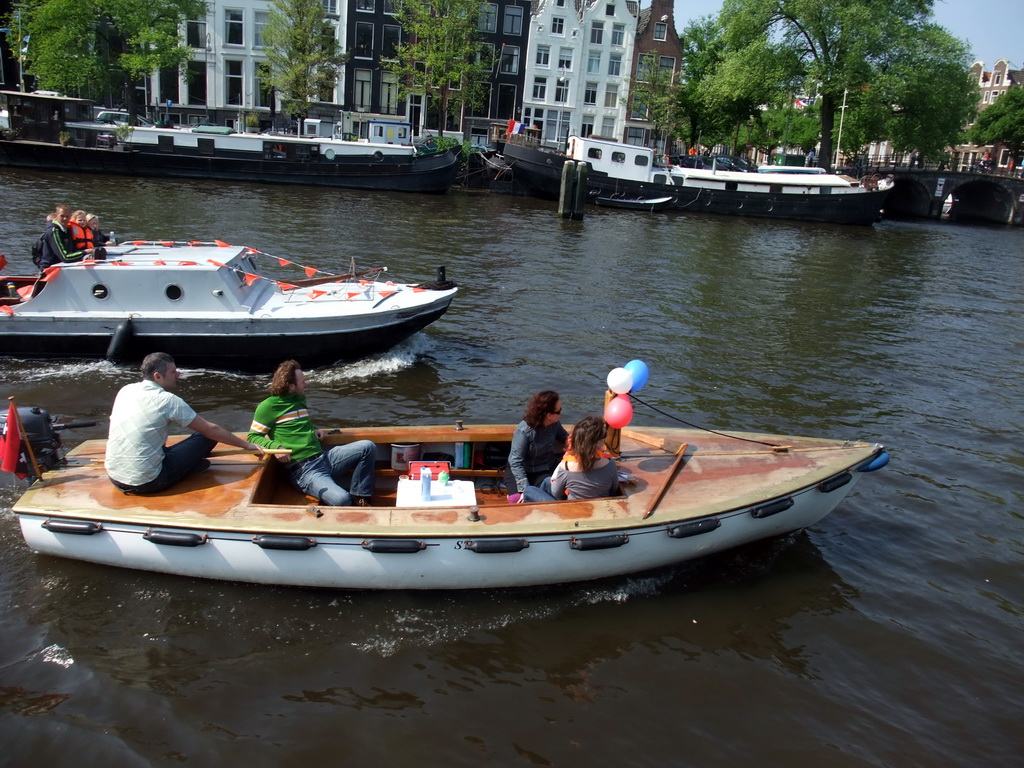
[[836, 154, 1024, 179]]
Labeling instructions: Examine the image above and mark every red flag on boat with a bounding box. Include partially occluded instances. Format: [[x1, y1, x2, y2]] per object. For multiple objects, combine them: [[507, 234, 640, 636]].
[[277, 258, 289, 267], [243, 273, 261, 286], [304, 266, 317, 278], [1, 402, 28, 479], [309, 289, 327, 300], [0, 255, 7, 271], [276, 281, 298, 291], [0, 305, 13, 316]]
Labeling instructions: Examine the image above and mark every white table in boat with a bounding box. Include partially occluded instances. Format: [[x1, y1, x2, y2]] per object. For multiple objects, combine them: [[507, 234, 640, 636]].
[[395, 478, 477, 508]]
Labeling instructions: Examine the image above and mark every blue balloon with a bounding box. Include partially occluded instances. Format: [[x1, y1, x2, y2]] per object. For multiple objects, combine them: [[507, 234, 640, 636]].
[[624, 359, 649, 392]]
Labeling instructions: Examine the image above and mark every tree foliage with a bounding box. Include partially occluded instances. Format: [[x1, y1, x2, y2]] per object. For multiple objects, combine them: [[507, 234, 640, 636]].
[[14, 0, 204, 111], [388, 0, 491, 132], [675, 16, 730, 150], [716, 0, 974, 167], [628, 54, 680, 150], [970, 86, 1024, 160], [262, 0, 346, 121]]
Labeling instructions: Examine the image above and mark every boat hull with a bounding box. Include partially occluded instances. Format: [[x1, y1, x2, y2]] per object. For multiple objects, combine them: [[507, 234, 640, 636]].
[[12, 425, 888, 590], [503, 142, 887, 226], [0, 140, 460, 194]]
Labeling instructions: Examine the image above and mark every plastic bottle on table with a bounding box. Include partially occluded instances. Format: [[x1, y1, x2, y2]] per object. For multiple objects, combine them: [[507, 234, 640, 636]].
[[421, 467, 432, 501]]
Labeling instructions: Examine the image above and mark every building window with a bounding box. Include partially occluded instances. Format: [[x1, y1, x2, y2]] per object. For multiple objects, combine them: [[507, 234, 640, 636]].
[[187, 61, 207, 104], [383, 25, 400, 59], [356, 0, 374, 10], [479, 3, 497, 33], [544, 109, 570, 144], [588, 50, 601, 74], [584, 81, 597, 105], [323, 0, 337, 13], [355, 69, 372, 111], [994, 73, 1002, 85], [601, 116, 615, 136], [497, 83, 516, 118], [581, 117, 594, 137], [254, 12, 268, 48], [499, 45, 520, 74], [654, 22, 667, 40], [225, 9, 244, 46], [558, 47, 572, 70], [608, 53, 622, 77], [626, 127, 646, 145], [604, 83, 618, 108], [355, 22, 373, 58], [381, 72, 399, 114], [554, 79, 568, 103], [159, 66, 179, 106], [551, 17, 564, 35], [591, 21, 604, 44], [605, 4, 615, 16], [533, 76, 547, 100], [384, 0, 397, 13], [504, 5, 523, 35], [660, 55, 675, 72], [187, 20, 206, 49], [611, 23, 624, 45], [536, 45, 550, 67], [254, 65, 272, 107], [226, 60, 243, 105], [637, 53, 654, 81]]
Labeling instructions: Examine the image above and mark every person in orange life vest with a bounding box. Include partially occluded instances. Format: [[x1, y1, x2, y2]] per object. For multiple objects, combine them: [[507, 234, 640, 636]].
[[522, 415, 620, 502], [68, 210, 92, 252]]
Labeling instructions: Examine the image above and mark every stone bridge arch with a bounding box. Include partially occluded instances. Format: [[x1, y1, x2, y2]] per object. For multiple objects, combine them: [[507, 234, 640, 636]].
[[878, 168, 1023, 225]]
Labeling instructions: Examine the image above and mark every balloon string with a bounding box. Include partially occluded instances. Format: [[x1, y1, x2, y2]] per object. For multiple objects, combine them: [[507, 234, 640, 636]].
[[626, 393, 782, 448]]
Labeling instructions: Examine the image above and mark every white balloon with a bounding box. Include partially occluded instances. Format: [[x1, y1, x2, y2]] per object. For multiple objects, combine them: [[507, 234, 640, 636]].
[[606, 367, 634, 395]]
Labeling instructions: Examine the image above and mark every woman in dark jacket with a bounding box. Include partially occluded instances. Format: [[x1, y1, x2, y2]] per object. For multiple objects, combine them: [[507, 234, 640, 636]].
[[505, 390, 569, 501]]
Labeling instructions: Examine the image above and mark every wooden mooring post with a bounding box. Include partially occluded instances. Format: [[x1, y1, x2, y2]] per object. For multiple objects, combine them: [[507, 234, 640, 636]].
[[558, 161, 588, 219]]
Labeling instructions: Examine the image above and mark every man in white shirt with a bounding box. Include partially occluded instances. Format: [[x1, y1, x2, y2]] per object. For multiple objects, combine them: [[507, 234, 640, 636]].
[[105, 352, 263, 494]]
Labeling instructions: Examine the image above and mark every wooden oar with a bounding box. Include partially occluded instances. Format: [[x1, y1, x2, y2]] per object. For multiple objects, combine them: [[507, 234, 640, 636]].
[[210, 447, 292, 457], [642, 443, 688, 519]]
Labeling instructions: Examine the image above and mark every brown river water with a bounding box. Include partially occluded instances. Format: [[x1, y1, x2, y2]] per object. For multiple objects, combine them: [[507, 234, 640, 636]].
[[1, 167, 1021, 766]]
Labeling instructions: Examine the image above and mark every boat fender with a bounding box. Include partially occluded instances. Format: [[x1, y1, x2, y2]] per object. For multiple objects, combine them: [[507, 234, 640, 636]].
[[751, 497, 795, 519], [667, 518, 722, 538], [817, 473, 852, 493], [857, 450, 890, 472], [144, 529, 208, 547], [42, 518, 103, 535], [106, 318, 134, 362], [466, 538, 529, 554], [253, 534, 317, 551], [361, 539, 426, 553], [570, 533, 628, 551]]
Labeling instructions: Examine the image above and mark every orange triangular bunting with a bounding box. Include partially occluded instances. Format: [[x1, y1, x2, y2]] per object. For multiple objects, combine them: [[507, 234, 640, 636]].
[[309, 289, 327, 300], [277, 258, 289, 267], [378, 290, 396, 299], [244, 273, 261, 286], [346, 291, 362, 299], [214, 239, 232, 247], [277, 281, 299, 291], [208, 260, 227, 268], [304, 266, 317, 278], [1, 305, 13, 315]]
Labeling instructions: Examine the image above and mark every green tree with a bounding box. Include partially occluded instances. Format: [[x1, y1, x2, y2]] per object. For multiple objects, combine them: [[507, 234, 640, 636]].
[[262, 0, 346, 124], [717, 0, 972, 169], [676, 17, 730, 150], [747, 100, 820, 159], [15, 0, 205, 114], [970, 86, 1024, 163], [628, 53, 681, 151], [388, 0, 491, 133]]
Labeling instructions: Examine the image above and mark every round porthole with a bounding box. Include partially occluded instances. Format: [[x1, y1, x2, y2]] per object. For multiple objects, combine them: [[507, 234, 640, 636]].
[[324, 148, 335, 160], [92, 284, 109, 300], [165, 284, 183, 301], [373, 150, 384, 161]]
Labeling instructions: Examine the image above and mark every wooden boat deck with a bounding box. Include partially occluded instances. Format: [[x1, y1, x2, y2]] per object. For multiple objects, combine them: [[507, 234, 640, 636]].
[[14, 425, 879, 538]]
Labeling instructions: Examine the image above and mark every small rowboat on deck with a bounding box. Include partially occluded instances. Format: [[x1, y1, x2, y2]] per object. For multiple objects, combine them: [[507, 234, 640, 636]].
[[10, 421, 889, 590]]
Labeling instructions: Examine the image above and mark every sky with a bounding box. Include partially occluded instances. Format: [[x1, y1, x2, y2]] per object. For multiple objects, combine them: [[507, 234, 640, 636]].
[[671, 0, 1022, 69]]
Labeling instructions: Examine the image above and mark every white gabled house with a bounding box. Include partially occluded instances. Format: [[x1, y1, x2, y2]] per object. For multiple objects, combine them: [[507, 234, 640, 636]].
[[521, 0, 638, 149]]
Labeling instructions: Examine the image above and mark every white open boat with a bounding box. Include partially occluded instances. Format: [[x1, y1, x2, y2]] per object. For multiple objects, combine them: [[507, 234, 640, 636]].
[[0, 241, 457, 370], [10, 420, 889, 590]]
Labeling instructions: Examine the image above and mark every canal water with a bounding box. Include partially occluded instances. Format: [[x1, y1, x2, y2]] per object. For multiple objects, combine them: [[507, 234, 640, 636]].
[[1, 168, 1021, 766]]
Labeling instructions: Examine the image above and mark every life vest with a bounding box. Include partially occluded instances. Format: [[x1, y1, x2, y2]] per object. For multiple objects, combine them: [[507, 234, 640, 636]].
[[69, 222, 95, 252]]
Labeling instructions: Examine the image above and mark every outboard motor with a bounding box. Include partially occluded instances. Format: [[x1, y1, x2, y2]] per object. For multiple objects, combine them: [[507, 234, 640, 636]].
[[1, 406, 96, 477]]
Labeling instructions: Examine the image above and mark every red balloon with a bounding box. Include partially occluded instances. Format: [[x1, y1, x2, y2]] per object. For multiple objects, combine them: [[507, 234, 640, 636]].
[[604, 394, 633, 429]]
